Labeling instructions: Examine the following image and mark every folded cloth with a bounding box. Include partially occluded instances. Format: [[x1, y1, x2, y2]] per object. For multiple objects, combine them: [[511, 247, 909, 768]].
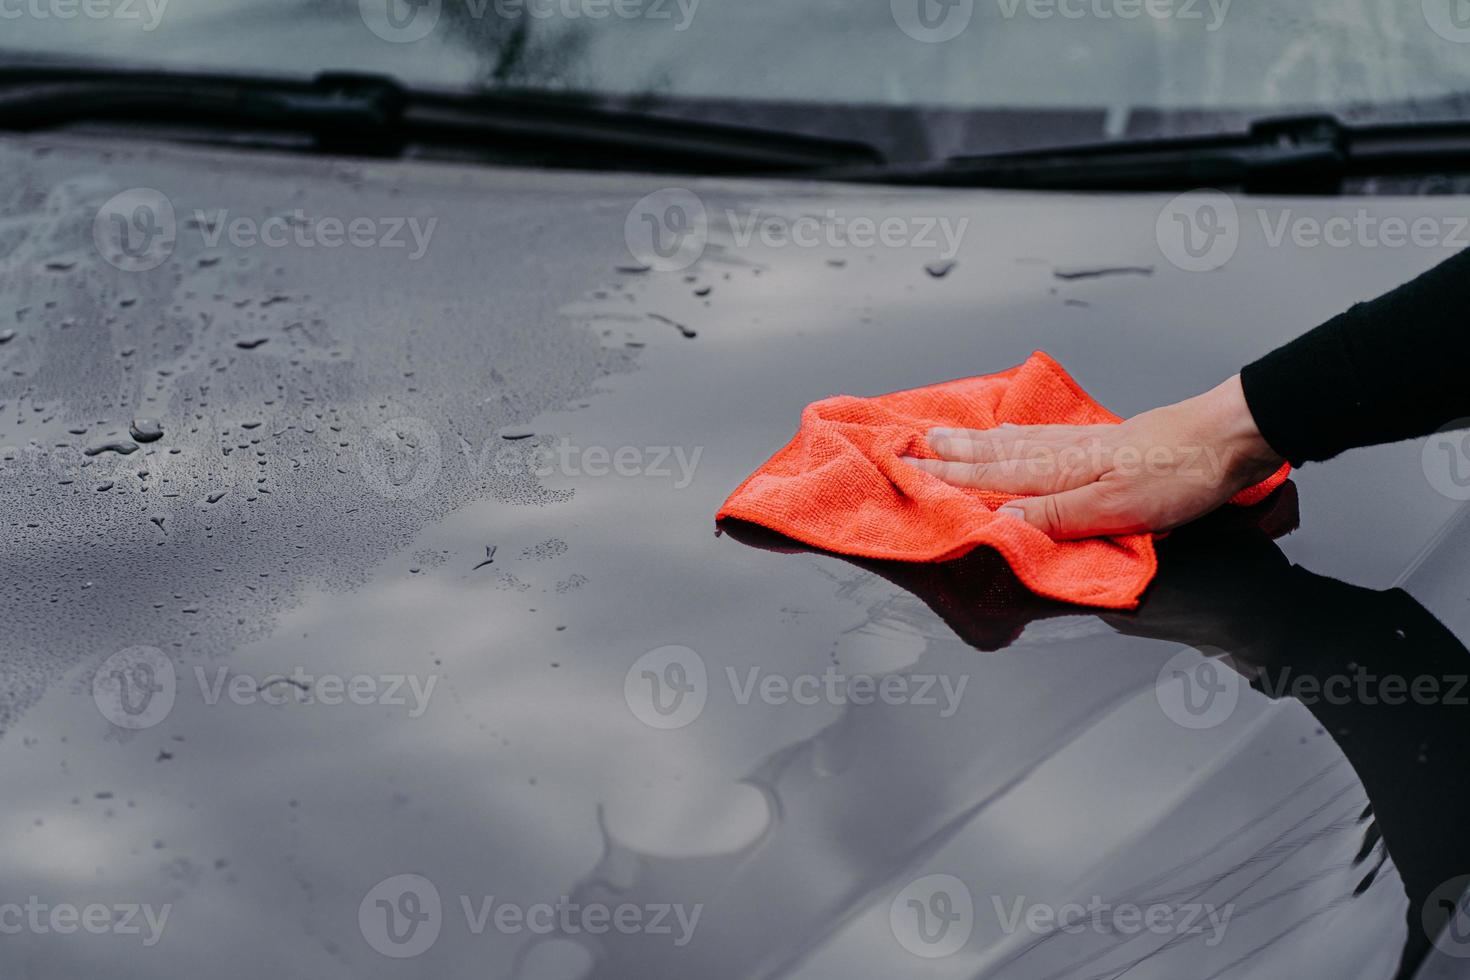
[[716, 351, 1291, 609]]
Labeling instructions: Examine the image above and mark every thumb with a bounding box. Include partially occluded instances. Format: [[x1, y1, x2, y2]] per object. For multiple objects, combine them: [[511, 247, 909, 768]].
[[996, 483, 1117, 540]]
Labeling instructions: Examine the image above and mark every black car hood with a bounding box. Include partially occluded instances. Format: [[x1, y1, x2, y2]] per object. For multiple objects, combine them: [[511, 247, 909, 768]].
[[0, 134, 1466, 980]]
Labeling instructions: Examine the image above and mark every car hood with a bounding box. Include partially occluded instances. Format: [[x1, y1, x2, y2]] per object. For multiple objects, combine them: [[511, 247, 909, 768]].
[[0, 134, 1466, 980]]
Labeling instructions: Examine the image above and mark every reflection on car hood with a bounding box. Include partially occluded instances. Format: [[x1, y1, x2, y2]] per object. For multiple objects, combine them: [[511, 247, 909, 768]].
[[0, 134, 1465, 979]]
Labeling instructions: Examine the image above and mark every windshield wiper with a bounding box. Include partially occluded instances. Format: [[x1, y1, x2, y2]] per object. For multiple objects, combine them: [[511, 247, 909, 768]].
[[0, 65, 884, 174], [825, 115, 1470, 194]]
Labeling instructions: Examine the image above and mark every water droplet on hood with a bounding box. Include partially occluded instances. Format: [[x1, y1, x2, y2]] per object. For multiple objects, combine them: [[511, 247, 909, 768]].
[[83, 439, 139, 457], [129, 419, 164, 443], [648, 313, 696, 339], [1052, 265, 1154, 281]]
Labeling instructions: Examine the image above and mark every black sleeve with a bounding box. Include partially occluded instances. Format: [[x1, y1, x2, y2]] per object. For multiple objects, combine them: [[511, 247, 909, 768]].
[[1239, 248, 1470, 466]]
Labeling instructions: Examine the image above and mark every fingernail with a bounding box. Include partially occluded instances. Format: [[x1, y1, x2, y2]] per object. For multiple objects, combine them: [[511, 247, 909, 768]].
[[927, 427, 953, 438], [996, 505, 1026, 521]]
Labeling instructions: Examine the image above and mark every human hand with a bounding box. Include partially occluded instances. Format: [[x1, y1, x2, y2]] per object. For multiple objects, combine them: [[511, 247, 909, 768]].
[[902, 375, 1284, 539]]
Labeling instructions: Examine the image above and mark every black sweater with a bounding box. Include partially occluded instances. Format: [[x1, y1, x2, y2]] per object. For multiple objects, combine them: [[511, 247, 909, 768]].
[[1240, 249, 1470, 465]]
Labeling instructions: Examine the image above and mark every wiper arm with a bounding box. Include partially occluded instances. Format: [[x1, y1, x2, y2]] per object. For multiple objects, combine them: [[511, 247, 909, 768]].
[[0, 68, 402, 154], [0, 66, 884, 174], [827, 115, 1470, 194]]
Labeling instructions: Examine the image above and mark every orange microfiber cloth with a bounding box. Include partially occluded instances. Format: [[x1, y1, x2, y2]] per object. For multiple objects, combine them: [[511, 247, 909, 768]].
[[716, 351, 1291, 609]]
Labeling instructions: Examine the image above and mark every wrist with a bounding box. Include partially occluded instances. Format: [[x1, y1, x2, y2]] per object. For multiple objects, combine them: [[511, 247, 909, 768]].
[[1200, 374, 1284, 484]]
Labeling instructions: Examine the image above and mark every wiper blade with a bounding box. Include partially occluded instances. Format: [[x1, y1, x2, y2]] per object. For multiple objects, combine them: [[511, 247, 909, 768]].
[[826, 115, 1470, 193], [0, 66, 884, 173]]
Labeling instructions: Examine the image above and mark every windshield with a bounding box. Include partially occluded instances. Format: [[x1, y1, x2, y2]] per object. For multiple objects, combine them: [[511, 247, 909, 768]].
[[4, 0, 1470, 154]]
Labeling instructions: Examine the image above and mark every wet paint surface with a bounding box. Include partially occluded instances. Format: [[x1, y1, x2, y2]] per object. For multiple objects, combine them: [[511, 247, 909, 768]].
[[0, 135, 1467, 978]]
